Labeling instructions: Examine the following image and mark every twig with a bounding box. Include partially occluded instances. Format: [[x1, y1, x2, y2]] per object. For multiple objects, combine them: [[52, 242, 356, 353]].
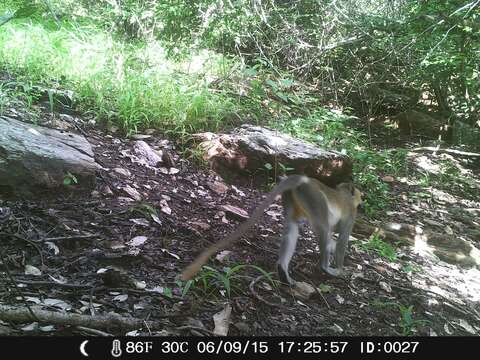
[[176, 325, 215, 335], [249, 275, 285, 308], [15, 280, 91, 289], [39, 234, 98, 242], [0, 252, 40, 322], [1, 232, 44, 266], [315, 287, 331, 309], [411, 147, 480, 158], [76, 326, 113, 336]]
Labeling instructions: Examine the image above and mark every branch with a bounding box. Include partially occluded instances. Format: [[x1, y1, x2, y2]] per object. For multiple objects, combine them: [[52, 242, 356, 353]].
[[0, 305, 164, 331], [412, 147, 480, 157]]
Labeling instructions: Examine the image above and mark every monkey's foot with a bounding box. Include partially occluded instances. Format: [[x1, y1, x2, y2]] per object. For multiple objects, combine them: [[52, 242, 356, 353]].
[[277, 264, 295, 285], [321, 266, 342, 277]]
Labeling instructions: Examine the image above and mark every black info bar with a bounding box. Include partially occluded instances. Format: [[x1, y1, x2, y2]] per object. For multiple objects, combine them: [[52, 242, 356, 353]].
[[1, 336, 477, 359]]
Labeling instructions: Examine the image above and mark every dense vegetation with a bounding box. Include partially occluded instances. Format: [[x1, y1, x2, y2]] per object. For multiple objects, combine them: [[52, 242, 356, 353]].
[[1, 0, 479, 214]]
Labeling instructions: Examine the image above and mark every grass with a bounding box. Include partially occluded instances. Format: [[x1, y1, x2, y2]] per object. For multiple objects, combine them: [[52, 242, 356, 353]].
[[359, 232, 398, 261], [0, 13, 237, 135], [182, 264, 275, 299], [0, 6, 412, 217]]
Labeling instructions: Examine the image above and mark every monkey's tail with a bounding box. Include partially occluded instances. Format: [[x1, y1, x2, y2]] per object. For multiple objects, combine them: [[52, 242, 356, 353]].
[[180, 175, 309, 280]]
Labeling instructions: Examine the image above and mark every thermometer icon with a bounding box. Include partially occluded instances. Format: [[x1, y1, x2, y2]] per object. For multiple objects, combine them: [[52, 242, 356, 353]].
[[111, 339, 122, 357]]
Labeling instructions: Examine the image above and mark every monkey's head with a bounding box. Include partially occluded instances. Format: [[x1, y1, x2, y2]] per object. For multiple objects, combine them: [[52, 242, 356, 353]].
[[353, 188, 363, 209]]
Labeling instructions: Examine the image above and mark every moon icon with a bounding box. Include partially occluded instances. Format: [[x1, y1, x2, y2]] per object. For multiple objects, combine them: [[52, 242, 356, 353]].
[[80, 340, 89, 357]]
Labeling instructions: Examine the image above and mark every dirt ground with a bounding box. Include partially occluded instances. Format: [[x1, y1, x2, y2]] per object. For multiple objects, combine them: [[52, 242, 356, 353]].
[[1, 107, 480, 336]]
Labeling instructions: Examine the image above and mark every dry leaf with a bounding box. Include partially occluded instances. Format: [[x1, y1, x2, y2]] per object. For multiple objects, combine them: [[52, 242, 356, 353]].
[[43, 298, 71, 310], [134, 281, 147, 290], [213, 304, 232, 336], [25, 296, 41, 304], [47, 274, 67, 284], [160, 199, 172, 215], [113, 294, 129, 302], [379, 281, 392, 293], [220, 205, 249, 220], [127, 236, 148, 247], [231, 185, 245, 196], [151, 214, 162, 225], [131, 134, 152, 140], [215, 250, 232, 262], [21, 323, 38, 331], [161, 248, 180, 259], [121, 185, 142, 201], [455, 319, 476, 334], [25, 265, 42, 276], [130, 218, 150, 227], [190, 221, 211, 231], [39, 325, 55, 332], [114, 168, 131, 177], [45, 241, 60, 255]]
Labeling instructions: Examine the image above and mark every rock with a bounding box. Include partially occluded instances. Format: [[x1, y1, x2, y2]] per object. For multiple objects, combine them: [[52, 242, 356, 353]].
[[208, 181, 229, 195], [291, 281, 316, 300], [161, 150, 176, 168], [393, 110, 450, 139], [426, 232, 480, 268], [37, 87, 75, 112], [194, 125, 352, 186], [0, 116, 97, 198], [132, 140, 162, 167]]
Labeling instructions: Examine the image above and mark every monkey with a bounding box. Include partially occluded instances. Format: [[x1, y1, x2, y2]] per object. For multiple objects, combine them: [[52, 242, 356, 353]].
[[180, 175, 362, 284]]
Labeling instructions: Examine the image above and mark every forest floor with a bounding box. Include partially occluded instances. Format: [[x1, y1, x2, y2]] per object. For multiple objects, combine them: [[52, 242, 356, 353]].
[[1, 102, 480, 337]]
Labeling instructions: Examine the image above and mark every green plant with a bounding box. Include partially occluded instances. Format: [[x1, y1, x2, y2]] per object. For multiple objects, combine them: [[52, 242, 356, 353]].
[[370, 300, 399, 309], [360, 232, 397, 262], [192, 264, 274, 299], [128, 203, 158, 217], [401, 264, 421, 274], [0, 84, 7, 114], [317, 284, 333, 293], [0, 1, 40, 27], [175, 279, 194, 299], [398, 305, 429, 336], [63, 172, 78, 186], [261, 162, 295, 184]]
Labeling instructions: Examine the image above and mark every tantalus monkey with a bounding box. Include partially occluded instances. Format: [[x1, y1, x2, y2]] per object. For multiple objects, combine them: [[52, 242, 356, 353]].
[[181, 175, 362, 284]]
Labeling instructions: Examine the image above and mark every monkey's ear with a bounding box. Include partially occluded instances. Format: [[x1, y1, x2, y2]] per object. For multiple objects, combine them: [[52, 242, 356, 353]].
[[345, 182, 355, 195]]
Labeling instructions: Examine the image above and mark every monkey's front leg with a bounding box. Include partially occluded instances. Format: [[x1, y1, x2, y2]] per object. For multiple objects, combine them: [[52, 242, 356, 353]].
[[334, 222, 353, 272], [315, 225, 341, 277]]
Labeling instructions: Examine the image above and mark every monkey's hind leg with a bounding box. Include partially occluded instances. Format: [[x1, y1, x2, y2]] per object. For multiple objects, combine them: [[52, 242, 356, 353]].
[[294, 186, 340, 277], [277, 192, 299, 285]]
